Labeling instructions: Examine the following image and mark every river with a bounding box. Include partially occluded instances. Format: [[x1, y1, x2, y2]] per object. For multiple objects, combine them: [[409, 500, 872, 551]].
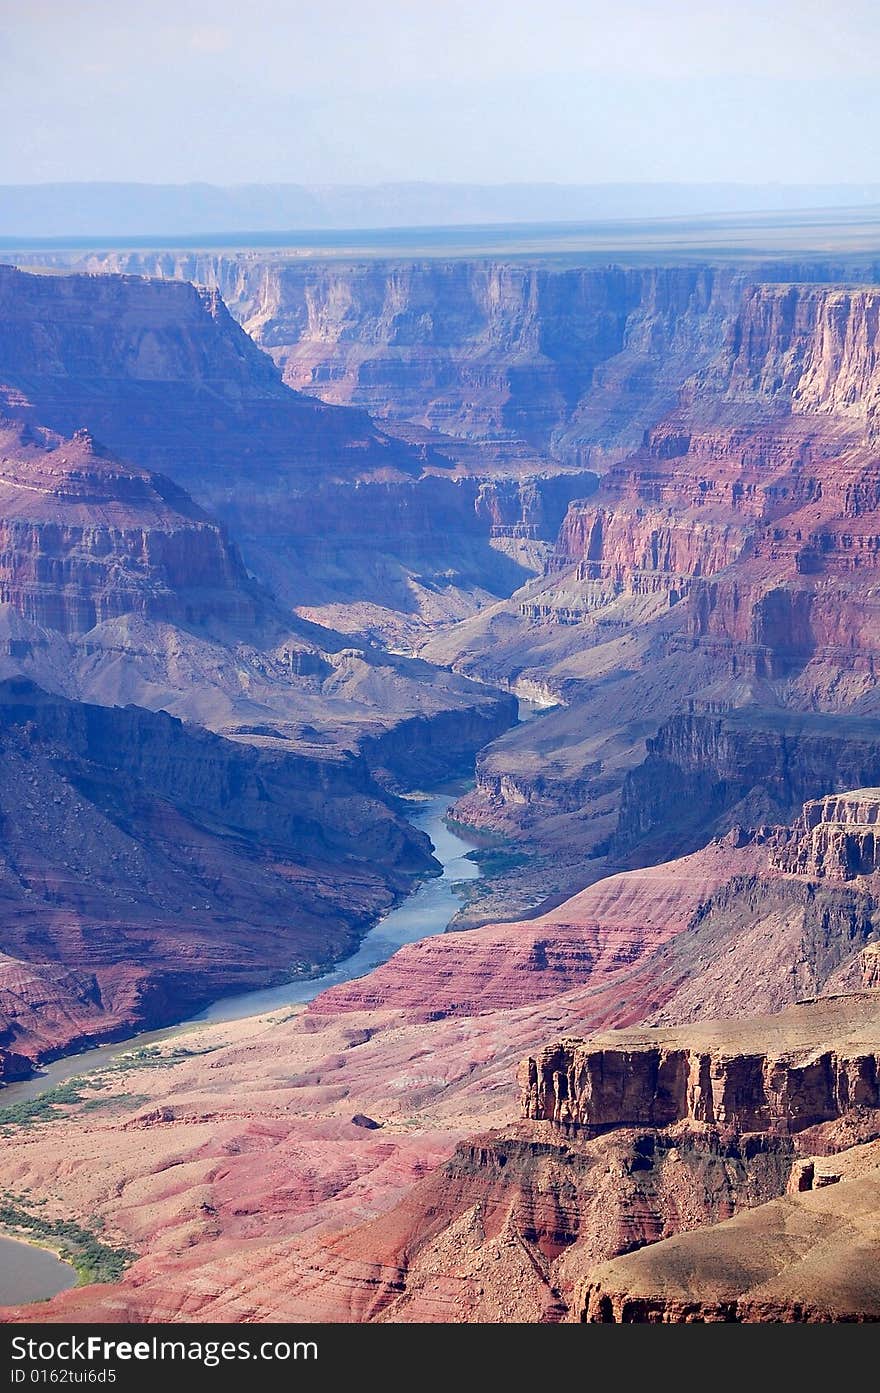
[[0, 788, 483, 1300], [0, 1236, 77, 1304], [0, 789, 482, 1101]]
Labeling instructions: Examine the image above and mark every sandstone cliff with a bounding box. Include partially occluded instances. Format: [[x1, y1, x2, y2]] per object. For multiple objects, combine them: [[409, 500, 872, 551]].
[[428, 275, 880, 891], [771, 788, 880, 880], [52, 255, 871, 468], [0, 420, 262, 636], [580, 1135, 880, 1322], [616, 710, 880, 862], [520, 996, 880, 1134], [0, 264, 600, 644]]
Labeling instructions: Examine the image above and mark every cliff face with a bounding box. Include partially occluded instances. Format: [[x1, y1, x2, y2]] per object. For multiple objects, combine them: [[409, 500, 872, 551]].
[[257, 262, 741, 464], [521, 1027, 880, 1134], [430, 276, 880, 883], [0, 676, 437, 1077], [771, 789, 880, 880], [616, 710, 880, 862], [56, 256, 869, 469], [0, 421, 262, 636], [717, 284, 880, 431], [0, 265, 600, 644]]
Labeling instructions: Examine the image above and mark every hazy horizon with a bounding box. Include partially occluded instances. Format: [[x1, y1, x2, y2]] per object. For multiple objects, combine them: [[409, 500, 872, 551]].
[[3, 182, 880, 242], [2, 1, 878, 188]]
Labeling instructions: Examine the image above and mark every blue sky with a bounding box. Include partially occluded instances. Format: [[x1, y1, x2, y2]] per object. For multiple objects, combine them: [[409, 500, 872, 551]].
[[2, 0, 878, 185]]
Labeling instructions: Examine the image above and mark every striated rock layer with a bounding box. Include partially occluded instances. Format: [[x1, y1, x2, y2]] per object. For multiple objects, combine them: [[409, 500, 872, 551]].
[[520, 1001, 880, 1134], [0, 420, 261, 637], [48, 254, 874, 468], [615, 711, 880, 864], [0, 676, 436, 1078], [425, 280, 880, 899], [580, 1136, 880, 1322], [0, 264, 595, 645], [2, 979, 875, 1324]]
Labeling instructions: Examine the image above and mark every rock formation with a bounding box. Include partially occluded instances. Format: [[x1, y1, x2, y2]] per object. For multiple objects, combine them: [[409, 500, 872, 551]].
[[422, 276, 880, 909], [579, 1136, 880, 1322], [0, 675, 438, 1078], [0, 264, 596, 645], [770, 788, 880, 880], [520, 1000, 880, 1134], [616, 711, 880, 863], [0, 419, 262, 636], [46, 255, 874, 468]]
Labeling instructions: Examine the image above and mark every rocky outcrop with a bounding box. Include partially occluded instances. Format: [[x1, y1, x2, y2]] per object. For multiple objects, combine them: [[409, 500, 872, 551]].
[[616, 711, 880, 862], [580, 1137, 880, 1322], [427, 277, 880, 884], [771, 789, 880, 880], [521, 1034, 880, 1135], [863, 942, 880, 988], [0, 265, 600, 643], [0, 420, 263, 636], [53, 256, 870, 468]]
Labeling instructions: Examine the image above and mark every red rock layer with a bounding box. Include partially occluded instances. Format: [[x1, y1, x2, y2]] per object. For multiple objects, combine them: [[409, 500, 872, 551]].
[[312, 842, 753, 1017], [425, 280, 880, 881], [0, 421, 261, 636]]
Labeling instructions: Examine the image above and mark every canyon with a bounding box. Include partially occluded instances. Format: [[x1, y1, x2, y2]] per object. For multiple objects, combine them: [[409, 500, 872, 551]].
[[1, 238, 880, 1323], [0, 791, 878, 1322]]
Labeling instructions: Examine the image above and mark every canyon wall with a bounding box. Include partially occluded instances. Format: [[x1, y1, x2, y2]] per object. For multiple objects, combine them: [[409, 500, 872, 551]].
[[0, 421, 263, 637], [428, 275, 880, 898], [0, 675, 437, 1077], [2, 784, 879, 1322], [0, 264, 599, 642], [55, 255, 875, 469], [615, 710, 880, 861], [521, 1032, 880, 1134]]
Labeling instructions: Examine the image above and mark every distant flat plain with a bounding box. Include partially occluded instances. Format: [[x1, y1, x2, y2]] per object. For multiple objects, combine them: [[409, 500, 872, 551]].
[[4, 205, 880, 266]]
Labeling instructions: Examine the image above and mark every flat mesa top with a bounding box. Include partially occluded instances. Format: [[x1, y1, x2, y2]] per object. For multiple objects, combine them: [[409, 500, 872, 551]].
[[552, 991, 880, 1060]]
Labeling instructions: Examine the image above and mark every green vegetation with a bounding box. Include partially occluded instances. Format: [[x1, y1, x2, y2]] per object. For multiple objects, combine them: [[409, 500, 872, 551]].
[[0, 1078, 94, 1131], [105, 1044, 205, 1072], [0, 1194, 137, 1285], [78, 1092, 149, 1114], [444, 814, 503, 843], [465, 846, 529, 876], [0, 1044, 212, 1134]]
